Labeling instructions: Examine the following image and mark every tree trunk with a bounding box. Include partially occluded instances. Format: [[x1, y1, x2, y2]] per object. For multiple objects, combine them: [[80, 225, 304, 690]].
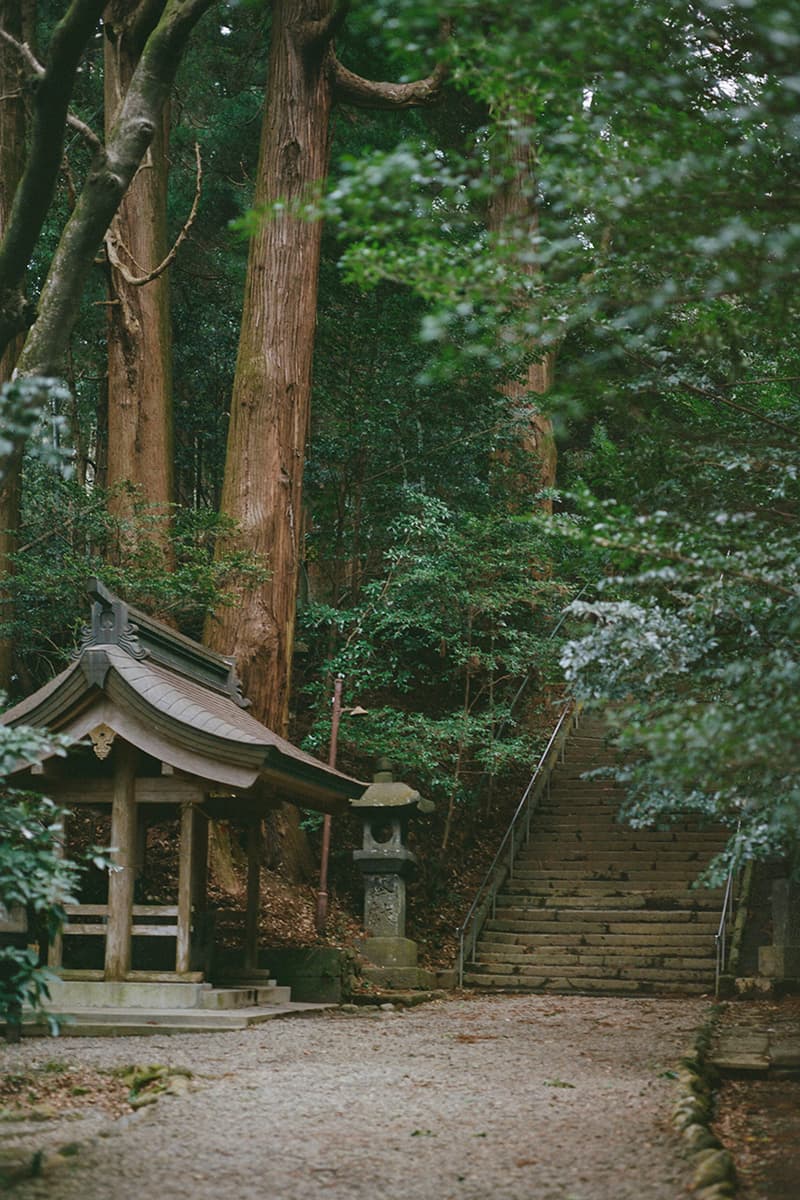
[[103, 0, 174, 554], [206, 3, 445, 737], [205, 8, 445, 884], [488, 117, 557, 509], [0, 0, 27, 691], [204, 0, 335, 738]]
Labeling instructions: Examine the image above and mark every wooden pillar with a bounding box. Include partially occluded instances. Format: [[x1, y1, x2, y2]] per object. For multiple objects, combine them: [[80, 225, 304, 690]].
[[47, 811, 66, 972], [104, 743, 138, 980], [192, 809, 210, 973], [191, 810, 209, 910], [244, 820, 261, 972], [176, 803, 198, 974]]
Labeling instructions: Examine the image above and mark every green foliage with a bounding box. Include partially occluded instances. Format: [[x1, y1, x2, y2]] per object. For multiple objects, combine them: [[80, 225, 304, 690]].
[[300, 490, 587, 808], [0, 723, 92, 1027], [304, 0, 800, 875], [3, 466, 268, 689], [0, 377, 73, 482], [557, 422, 800, 881]]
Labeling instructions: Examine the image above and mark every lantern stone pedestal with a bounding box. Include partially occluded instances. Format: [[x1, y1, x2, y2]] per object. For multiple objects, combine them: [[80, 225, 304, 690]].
[[351, 762, 436, 990], [759, 878, 800, 983]]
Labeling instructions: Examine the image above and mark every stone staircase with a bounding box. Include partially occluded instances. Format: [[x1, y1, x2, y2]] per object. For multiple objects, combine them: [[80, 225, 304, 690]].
[[464, 716, 728, 995]]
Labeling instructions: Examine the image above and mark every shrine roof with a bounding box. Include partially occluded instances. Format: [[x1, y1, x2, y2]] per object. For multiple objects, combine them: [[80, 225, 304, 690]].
[[1, 580, 365, 812]]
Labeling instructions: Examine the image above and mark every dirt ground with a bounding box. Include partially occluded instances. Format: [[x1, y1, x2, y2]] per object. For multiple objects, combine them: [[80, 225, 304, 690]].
[[2, 993, 707, 1200], [711, 996, 800, 1200], [5, 993, 800, 1199], [715, 1076, 800, 1199]]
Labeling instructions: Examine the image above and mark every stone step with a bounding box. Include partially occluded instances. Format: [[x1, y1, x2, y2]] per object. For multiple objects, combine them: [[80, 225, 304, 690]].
[[508, 868, 713, 882], [479, 931, 715, 950], [494, 892, 719, 907], [529, 819, 721, 832], [475, 945, 716, 969], [489, 916, 719, 936], [199, 984, 292, 1009], [516, 849, 718, 863], [486, 914, 719, 934], [16, 1002, 334, 1036], [462, 973, 710, 995], [526, 830, 715, 844], [466, 960, 712, 984], [466, 714, 726, 997], [503, 878, 724, 897]]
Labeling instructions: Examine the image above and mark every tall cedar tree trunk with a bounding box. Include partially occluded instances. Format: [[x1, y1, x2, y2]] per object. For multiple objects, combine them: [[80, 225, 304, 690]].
[[0, 0, 28, 691], [488, 119, 557, 510], [207, 0, 444, 732], [205, 0, 334, 738], [205, 2, 444, 879], [103, 0, 174, 555]]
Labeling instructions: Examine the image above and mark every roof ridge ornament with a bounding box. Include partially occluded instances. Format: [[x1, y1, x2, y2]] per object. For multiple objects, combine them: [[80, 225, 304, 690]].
[[76, 579, 251, 707], [74, 578, 148, 661]]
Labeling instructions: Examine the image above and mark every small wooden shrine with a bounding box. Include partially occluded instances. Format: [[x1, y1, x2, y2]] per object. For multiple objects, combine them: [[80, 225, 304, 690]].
[[1, 580, 365, 993]]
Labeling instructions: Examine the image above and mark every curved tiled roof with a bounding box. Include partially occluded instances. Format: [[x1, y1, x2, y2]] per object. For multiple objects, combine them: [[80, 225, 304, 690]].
[[1, 583, 365, 810]]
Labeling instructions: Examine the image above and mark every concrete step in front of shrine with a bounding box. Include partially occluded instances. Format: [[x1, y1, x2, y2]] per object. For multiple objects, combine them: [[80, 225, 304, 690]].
[[11, 976, 335, 1036], [463, 720, 728, 996], [12, 1002, 334, 1037]]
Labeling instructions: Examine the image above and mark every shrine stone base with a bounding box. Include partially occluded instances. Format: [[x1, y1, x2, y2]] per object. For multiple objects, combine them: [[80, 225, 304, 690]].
[[357, 936, 437, 990], [361, 964, 439, 989]]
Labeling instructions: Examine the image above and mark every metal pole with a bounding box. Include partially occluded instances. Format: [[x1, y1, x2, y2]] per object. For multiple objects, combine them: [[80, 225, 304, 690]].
[[316, 674, 344, 934]]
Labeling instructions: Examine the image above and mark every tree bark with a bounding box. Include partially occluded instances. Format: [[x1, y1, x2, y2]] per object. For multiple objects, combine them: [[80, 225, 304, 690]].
[[204, 0, 336, 738], [487, 117, 557, 510], [206, 2, 446, 738], [205, 5, 445, 882], [103, 0, 174, 554], [0, 0, 26, 691]]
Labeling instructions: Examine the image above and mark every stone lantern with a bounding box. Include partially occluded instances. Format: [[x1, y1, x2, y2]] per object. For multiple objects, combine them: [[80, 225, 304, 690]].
[[350, 759, 435, 989]]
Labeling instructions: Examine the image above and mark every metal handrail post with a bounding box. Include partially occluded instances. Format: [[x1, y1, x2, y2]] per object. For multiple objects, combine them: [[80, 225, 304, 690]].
[[714, 833, 740, 997]]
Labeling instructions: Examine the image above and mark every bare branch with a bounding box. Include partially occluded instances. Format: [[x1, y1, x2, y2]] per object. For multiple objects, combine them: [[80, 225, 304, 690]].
[[105, 141, 202, 286], [17, 0, 215, 377], [0, 26, 103, 155], [0, 28, 40, 75], [633, 355, 799, 438], [330, 53, 448, 109], [0, 0, 107, 359]]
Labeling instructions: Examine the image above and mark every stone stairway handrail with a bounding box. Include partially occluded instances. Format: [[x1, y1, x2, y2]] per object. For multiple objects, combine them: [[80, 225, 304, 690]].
[[456, 701, 580, 988], [714, 831, 749, 997]]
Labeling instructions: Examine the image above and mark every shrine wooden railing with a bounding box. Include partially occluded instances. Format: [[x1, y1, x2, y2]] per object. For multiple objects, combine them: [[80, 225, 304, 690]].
[[62, 903, 179, 937]]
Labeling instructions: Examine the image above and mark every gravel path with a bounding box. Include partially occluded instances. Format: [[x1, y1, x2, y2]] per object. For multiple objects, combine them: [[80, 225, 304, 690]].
[[2, 994, 710, 1200]]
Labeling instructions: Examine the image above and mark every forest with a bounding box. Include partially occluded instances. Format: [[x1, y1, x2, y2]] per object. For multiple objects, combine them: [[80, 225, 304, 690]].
[[0, 0, 798, 1014]]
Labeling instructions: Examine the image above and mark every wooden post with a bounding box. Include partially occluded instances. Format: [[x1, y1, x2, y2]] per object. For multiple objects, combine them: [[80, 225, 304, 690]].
[[244, 820, 261, 972], [191, 809, 209, 914], [176, 803, 196, 975], [47, 811, 66, 972], [190, 808, 210, 973], [104, 742, 138, 980]]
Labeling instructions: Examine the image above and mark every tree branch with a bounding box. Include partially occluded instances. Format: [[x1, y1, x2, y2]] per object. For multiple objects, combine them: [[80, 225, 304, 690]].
[[104, 141, 202, 286], [330, 53, 448, 109], [16, 0, 215, 378], [0, 27, 103, 155], [639, 359, 798, 437], [0, 0, 107, 354]]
